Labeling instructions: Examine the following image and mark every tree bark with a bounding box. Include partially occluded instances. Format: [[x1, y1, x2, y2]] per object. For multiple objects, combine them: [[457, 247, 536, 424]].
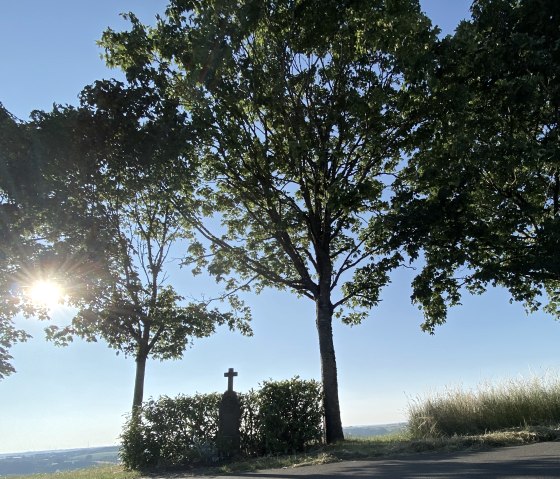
[[132, 349, 148, 412], [316, 294, 344, 444]]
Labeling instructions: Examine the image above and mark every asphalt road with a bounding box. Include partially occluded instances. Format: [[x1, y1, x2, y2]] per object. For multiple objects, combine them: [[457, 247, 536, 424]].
[[150, 441, 560, 478]]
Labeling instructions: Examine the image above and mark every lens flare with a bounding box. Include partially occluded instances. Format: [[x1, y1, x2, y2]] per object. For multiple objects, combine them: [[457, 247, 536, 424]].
[[27, 280, 64, 309]]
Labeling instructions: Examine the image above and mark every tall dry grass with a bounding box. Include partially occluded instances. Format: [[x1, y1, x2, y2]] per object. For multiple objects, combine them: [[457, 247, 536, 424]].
[[408, 373, 560, 438]]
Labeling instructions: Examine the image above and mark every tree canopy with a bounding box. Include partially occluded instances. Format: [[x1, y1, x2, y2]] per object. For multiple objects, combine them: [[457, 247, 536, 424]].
[[391, 0, 560, 329], [0, 102, 100, 378], [0, 103, 54, 379]]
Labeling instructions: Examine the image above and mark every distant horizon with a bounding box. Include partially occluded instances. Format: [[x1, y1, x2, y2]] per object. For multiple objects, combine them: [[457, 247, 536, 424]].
[[0, 444, 120, 458]]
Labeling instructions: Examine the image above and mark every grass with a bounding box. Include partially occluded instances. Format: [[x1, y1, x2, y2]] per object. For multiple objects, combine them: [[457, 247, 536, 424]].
[[408, 373, 560, 438], [5, 464, 141, 479]]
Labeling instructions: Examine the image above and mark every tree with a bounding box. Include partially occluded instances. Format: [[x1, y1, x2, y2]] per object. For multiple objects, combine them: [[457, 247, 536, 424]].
[[31, 84, 252, 410], [49, 177, 251, 411], [391, 0, 560, 329], [101, 0, 435, 441]]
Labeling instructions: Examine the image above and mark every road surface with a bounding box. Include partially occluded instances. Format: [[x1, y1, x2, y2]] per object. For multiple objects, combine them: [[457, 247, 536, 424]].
[[148, 441, 560, 478]]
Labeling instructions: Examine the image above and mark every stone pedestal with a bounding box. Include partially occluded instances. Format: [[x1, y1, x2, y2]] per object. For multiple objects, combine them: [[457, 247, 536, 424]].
[[217, 390, 241, 458]]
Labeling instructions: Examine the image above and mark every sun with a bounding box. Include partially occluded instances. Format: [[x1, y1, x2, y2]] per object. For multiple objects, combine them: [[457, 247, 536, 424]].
[[27, 280, 64, 309]]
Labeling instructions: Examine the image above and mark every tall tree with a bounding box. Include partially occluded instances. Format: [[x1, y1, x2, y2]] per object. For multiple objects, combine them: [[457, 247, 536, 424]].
[[101, 0, 435, 441], [31, 85, 252, 410], [391, 0, 560, 329]]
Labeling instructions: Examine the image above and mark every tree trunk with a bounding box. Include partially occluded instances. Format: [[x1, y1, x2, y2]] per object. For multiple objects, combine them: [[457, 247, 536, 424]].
[[132, 350, 148, 412], [316, 294, 344, 444]]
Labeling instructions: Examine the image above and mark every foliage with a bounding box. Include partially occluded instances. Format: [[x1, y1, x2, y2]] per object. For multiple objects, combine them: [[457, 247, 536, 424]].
[[256, 377, 324, 454], [391, 0, 560, 329], [0, 312, 30, 379], [1, 99, 141, 379], [120, 393, 222, 469], [119, 377, 323, 470], [100, 0, 436, 443], [0, 103, 54, 379], [238, 388, 262, 456], [408, 373, 560, 438]]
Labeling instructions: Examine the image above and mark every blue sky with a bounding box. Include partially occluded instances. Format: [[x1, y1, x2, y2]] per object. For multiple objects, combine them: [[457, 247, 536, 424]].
[[1, 0, 559, 454]]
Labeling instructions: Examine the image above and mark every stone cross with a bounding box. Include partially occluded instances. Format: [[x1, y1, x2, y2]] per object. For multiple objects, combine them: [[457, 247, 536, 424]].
[[224, 367, 238, 392], [218, 368, 241, 458]]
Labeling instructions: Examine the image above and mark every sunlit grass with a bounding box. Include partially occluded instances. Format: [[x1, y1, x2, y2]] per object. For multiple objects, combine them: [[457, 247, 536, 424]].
[[7, 465, 140, 479], [408, 373, 560, 438]]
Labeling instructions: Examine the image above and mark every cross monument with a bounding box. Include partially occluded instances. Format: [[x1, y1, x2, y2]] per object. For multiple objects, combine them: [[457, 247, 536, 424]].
[[224, 367, 238, 392]]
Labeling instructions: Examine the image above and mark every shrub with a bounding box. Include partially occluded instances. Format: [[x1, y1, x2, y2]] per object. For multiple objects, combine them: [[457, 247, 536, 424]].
[[120, 393, 221, 469], [120, 413, 158, 470], [257, 377, 324, 454], [238, 388, 262, 456], [408, 373, 560, 438]]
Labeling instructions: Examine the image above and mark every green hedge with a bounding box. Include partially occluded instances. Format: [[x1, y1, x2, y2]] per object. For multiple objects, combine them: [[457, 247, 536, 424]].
[[120, 377, 323, 470], [120, 393, 222, 469], [257, 377, 324, 454]]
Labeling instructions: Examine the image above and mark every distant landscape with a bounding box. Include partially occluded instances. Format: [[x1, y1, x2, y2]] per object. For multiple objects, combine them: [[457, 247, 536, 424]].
[[0, 446, 119, 477], [344, 423, 406, 438], [0, 424, 405, 477]]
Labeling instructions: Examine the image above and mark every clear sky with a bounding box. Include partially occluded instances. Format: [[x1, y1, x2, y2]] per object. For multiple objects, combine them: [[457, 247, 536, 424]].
[[1, 0, 559, 455]]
